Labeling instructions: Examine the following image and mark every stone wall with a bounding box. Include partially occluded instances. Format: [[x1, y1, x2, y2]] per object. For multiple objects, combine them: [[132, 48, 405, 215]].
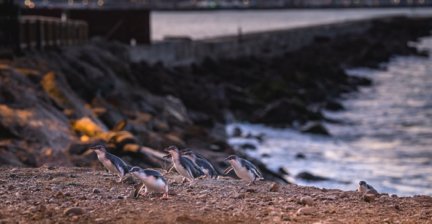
[[129, 16, 394, 66]]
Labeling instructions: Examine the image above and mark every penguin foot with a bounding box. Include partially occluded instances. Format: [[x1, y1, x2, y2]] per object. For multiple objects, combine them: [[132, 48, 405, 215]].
[[162, 193, 169, 200]]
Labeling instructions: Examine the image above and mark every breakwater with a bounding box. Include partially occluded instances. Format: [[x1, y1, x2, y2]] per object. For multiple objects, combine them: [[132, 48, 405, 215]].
[[131, 16, 395, 65]]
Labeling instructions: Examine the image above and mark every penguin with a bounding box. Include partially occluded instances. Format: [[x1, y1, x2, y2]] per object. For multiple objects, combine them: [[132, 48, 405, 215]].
[[182, 149, 218, 179], [224, 155, 264, 185], [129, 166, 169, 199], [358, 181, 379, 195], [90, 144, 131, 183], [164, 146, 204, 183]]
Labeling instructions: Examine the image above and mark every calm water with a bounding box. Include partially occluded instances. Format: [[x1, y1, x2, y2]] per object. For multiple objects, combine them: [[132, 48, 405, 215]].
[[152, 8, 432, 40], [227, 37, 432, 196]]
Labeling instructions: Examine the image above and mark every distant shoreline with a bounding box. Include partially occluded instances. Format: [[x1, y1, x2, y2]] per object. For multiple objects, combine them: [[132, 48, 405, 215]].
[[152, 6, 432, 12]]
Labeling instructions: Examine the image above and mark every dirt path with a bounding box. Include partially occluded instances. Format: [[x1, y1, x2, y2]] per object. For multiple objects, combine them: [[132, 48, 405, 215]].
[[0, 167, 431, 224]]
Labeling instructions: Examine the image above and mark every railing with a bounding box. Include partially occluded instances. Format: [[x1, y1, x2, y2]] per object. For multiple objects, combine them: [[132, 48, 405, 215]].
[[19, 16, 88, 50]]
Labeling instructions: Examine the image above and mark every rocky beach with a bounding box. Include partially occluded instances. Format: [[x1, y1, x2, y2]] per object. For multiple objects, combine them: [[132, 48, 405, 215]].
[[0, 167, 431, 223], [1, 15, 432, 223]]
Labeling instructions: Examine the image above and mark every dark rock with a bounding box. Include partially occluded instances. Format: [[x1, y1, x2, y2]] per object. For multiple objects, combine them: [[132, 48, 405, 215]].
[[296, 171, 330, 182], [232, 126, 242, 137], [295, 153, 306, 160], [324, 100, 345, 111], [240, 143, 257, 151], [261, 153, 271, 158], [253, 98, 322, 125]]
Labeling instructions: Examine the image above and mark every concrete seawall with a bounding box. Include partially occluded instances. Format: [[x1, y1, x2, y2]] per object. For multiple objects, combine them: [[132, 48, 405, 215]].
[[129, 16, 396, 66]]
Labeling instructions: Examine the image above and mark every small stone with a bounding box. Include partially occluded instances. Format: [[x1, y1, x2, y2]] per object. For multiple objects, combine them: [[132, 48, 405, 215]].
[[246, 188, 256, 193], [92, 188, 101, 194], [71, 216, 79, 221], [269, 183, 280, 192], [233, 192, 246, 199], [391, 194, 398, 198], [300, 196, 314, 206], [117, 196, 125, 199], [54, 191, 64, 198], [296, 207, 317, 216], [64, 207, 84, 216], [362, 193, 376, 202]]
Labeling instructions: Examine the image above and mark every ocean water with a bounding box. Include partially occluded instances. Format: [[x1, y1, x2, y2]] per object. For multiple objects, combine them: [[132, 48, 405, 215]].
[[227, 37, 432, 196], [152, 8, 432, 40]]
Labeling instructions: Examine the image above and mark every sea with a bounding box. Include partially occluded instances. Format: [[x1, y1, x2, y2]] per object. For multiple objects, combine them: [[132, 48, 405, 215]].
[[153, 8, 432, 196]]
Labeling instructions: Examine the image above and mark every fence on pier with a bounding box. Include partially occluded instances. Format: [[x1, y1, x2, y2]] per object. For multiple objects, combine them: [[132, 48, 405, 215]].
[[19, 16, 88, 50]]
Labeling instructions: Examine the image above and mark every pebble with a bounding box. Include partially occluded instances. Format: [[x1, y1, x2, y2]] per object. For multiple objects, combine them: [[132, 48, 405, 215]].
[[64, 207, 84, 216], [300, 196, 314, 206], [269, 183, 280, 192], [296, 207, 317, 216], [233, 192, 245, 199], [92, 188, 101, 194], [246, 188, 256, 193]]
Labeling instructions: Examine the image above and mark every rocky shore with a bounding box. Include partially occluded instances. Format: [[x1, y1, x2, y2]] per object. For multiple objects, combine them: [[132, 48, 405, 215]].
[[0, 16, 432, 184], [0, 167, 431, 223]]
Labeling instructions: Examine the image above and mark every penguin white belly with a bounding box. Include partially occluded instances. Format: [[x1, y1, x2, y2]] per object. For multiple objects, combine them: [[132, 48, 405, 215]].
[[233, 165, 254, 182], [100, 157, 121, 175], [143, 177, 166, 193], [358, 185, 367, 194], [174, 161, 192, 179]]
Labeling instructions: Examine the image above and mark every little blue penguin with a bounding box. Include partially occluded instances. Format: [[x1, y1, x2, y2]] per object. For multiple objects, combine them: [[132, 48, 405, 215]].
[[224, 155, 263, 185], [183, 149, 218, 179], [90, 144, 131, 183], [358, 180, 379, 195], [129, 166, 169, 199], [164, 145, 204, 183]]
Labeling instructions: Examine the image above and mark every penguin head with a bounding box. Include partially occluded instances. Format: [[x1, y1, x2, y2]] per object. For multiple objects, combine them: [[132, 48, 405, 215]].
[[129, 166, 142, 174], [359, 181, 367, 186], [164, 145, 179, 155], [224, 155, 238, 163], [182, 150, 196, 159], [89, 144, 107, 153]]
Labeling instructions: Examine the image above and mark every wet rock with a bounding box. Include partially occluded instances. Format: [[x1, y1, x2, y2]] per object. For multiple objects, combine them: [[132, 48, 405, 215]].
[[253, 98, 319, 125], [301, 122, 330, 136], [300, 196, 314, 206], [240, 143, 257, 150], [296, 172, 330, 181], [232, 126, 242, 137], [64, 207, 85, 216], [295, 153, 306, 160], [324, 100, 345, 111], [261, 153, 271, 158]]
